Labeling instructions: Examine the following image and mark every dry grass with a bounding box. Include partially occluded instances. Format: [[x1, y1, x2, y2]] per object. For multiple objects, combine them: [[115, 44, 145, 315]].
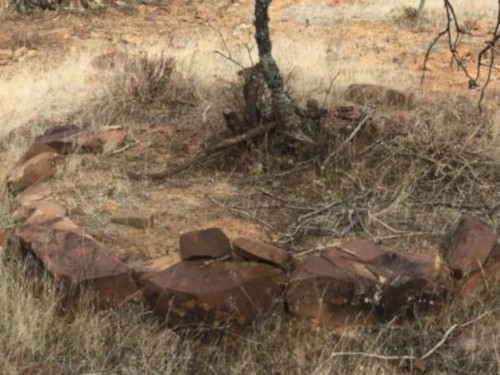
[[0, 255, 498, 374], [89, 53, 198, 129], [0, 1, 499, 373]]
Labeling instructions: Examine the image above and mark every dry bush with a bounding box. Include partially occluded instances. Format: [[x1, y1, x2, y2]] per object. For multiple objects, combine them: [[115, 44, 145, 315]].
[[328, 97, 500, 203], [90, 53, 198, 128]]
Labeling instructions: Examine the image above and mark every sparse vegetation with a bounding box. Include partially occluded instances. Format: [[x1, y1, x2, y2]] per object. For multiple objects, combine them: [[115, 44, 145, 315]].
[[0, 0, 499, 374]]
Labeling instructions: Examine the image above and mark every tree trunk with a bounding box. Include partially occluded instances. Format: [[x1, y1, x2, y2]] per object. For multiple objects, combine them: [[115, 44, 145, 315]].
[[417, 0, 426, 18], [254, 0, 302, 134]]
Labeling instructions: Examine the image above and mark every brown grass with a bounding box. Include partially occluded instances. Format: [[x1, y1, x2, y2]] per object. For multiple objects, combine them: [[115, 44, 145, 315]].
[[1, 2, 500, 373], [0, 255, 498, 374]]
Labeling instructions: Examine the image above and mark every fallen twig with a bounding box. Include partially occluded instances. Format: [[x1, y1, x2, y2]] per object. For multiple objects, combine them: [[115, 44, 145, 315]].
[[206, 195, 279, 232], [312, 311, 491, 374], [127, 121, 277, 181], [321, 112, 372, 170]]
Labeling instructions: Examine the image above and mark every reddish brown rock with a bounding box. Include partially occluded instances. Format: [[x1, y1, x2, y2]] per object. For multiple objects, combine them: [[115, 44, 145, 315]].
[[17, 220, 136, 305], [8, 149, 61, 192], [179, 228, 232, 260], [0, 231, 7, 257], [97, 128, 127, 153], [287, 243, 450, 322], [111, 211, 155, 229], [16, 183, 52, 208], [374, 250, 450, 318], [140, 261, 287, 327], [332, 239, 389, 262], [286, 252, 379, 325], [459, 259, 500, 296], [345, 83, 415, 108], [36, 125, 100, 153], [23, 198, 66, 226], [450, 327, 478, 354], [18, 142, 59, 165], [446, 213, 498, 277], [133, 252, 181, 278], [232, 237, 293, 270]]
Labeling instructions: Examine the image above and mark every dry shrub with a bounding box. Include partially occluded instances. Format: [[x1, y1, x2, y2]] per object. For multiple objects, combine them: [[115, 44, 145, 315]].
[[330, 97, 500, 204], [91, 53, 198, 128]]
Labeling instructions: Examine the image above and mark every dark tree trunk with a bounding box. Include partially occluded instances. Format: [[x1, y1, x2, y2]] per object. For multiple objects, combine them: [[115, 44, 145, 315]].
[[254, 0, 302, 133]]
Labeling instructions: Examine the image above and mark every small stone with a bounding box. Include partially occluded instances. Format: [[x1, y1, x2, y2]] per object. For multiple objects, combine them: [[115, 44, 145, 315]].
[[232, 237, 293, 270], [459, 259, 500, 296], [412, 358, 427, 373], [179, 227, 232, 260], [446, 213, 498, 277], [450, 328, 478, 353], [97, 128, 127, 153], [111, 211, 155, 229], [332, 239, 389, 263], [0, 48, 12, 61], [0, 231, 7, 258]]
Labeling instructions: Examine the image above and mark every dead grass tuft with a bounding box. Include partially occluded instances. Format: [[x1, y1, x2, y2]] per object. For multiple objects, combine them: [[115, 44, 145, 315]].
[[90, 53, 198, 129]]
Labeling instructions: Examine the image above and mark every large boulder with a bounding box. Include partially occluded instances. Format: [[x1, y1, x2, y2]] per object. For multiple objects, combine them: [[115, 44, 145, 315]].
[[8, 145, 61, 192], [446, 213, 498, 277], [232, 237, 294, 270], [179, 228, 232, 260], [17, 219, 136, 306], [140, 261, 287, 328], [287, 240, 450, 323]]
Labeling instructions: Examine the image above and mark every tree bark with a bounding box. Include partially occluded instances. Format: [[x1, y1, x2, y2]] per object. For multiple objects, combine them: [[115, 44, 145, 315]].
[[254, 0, 302, 133]]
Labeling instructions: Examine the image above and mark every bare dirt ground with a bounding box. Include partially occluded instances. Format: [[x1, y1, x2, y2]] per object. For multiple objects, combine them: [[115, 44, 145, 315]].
[[0, 0, 500, 374]]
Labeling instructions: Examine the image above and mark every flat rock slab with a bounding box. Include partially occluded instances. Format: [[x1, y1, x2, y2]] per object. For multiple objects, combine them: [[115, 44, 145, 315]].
[[287, 241, 450, 322], [111, 211, 155, 229], [23, 198, 66, 226], [286, 252, 379, 324], [8, 148, 61, 192], [232, 237, 293, 270], [17, 183, 52, 207], [141, 261, 287, 328], [446, 213, 498, 277], [17, 220, 136, 305], [133, 252, 181, 278], [35, 125, 99, 153], [179, 228, 232, 260]]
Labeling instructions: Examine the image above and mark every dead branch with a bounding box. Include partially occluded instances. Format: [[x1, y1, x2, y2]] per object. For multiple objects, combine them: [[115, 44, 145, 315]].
[[423, 0, 500, 110], [206, 195, 279, 232], [311, 311, 491, 374], [321, 112, 372, 170], [127, 122, 277, 181]]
